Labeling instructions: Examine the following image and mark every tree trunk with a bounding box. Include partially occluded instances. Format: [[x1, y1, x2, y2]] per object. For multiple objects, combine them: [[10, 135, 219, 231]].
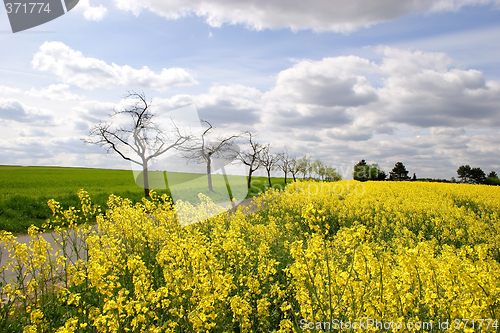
[[247, 169, 253, 189], [284, 172, 287, 184], [267, 168, 272, 187], [143, 163, 150, 198], [293, 173, 296, 182], [207, 157, 214, 192]]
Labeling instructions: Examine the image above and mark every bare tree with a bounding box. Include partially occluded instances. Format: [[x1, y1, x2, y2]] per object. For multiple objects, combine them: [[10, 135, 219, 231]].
[[182, 120, 240, 192], [325, 166, 341, 181], [238, 132, 264, 189], [297, 154, 311, 179], [312, 159, 326, 180], [289, 157, 300, 182], [277, 148, 291, 184], [259, 144, 280, 187], [83, 91, 191, 198]]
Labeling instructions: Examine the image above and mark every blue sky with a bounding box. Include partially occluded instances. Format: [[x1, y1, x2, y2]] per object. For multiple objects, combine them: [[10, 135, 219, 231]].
[[1, 0, 500, 180]]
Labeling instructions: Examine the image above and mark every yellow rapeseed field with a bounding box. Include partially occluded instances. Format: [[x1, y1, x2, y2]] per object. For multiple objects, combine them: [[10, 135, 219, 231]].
[[1, 180, 500, 332]]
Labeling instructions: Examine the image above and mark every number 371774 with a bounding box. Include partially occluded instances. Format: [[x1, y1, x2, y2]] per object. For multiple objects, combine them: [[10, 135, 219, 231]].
[[5, 3, 51, 14]]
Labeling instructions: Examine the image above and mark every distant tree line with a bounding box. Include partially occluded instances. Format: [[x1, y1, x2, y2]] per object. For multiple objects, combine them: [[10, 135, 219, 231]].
[[352, 160, 416, 182], [456, 165, 499, 185], [353, 160, 386, 181], [241, 144, 343, 189], [351, 159, 500, 186]]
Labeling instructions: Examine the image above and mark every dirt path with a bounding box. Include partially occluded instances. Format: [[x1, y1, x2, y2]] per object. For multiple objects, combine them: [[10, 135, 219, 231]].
[[216, 197, 260, 214]]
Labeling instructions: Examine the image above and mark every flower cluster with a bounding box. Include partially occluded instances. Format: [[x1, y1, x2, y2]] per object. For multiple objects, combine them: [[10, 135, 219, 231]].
[[0, 181, 499, 332]]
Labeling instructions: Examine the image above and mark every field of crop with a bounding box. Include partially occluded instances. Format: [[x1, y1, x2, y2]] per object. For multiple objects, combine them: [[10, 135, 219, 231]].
[[1, 180, 499, 332], [0, 165, 289, 233]]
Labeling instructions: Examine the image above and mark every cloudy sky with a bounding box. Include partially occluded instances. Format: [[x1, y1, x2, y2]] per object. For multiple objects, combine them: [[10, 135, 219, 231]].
[[1, 0, 500, 179]]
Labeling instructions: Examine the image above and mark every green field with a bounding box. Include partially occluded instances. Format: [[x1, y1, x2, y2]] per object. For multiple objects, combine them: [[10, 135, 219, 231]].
[[0, 165, 291, 234]]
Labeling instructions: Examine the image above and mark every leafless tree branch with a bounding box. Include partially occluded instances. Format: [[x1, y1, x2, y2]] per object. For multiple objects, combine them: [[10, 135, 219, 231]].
[[82, 91, 192, 197], [181, 119, 241, 191]]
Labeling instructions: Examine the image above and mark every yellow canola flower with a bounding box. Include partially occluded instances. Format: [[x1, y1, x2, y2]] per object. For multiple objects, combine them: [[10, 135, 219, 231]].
[[1, 183, 499, 332]]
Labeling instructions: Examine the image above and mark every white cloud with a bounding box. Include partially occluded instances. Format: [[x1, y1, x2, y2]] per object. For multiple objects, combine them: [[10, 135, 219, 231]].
[[327, 127, 373, 142], [260, 56, 379, 130], [264, 56, 378, 107], [31, 41, 198, 90], [26, 84, 85, 101], [429, 0, 500, 12], [3, 44, 500, 178], [0, 98, 54, 124], [373, 47, 500, 128], [19, 128, 53, 137], [378, 47, 453, 75], [111, 0, 500, 32], [39, 46, 500, 176], [0, 85, 22, 95], [393, 25, 500, 72], [75, 0, 108, 21], [0, 135, 122, 169], [261, 47, 500, 135], [155, 84, 263, 127], [466, 132, 500, 160], [71, 98, 142, 131]]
